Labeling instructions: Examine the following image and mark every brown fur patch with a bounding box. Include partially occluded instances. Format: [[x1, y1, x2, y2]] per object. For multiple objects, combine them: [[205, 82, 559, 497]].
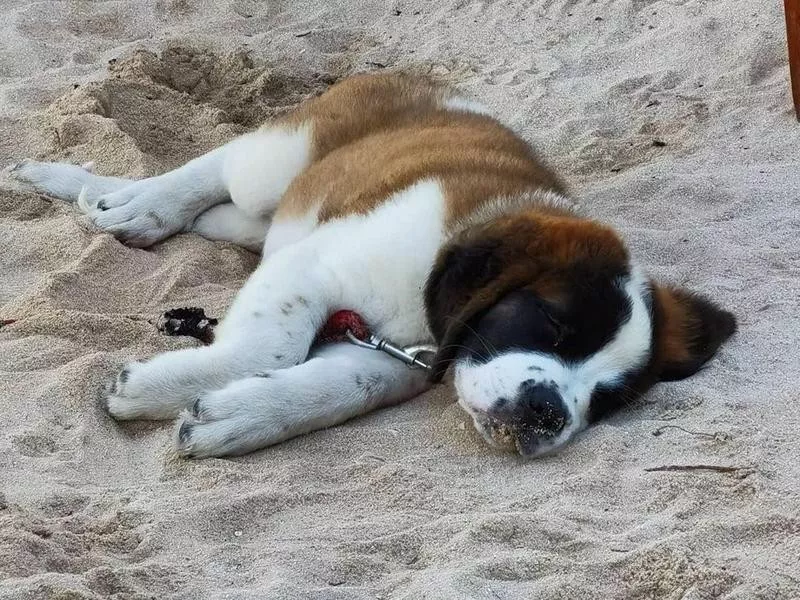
[[652, 285, 694, 366], [650, 284, 737, 381], [277, 73, 445, 160], [270, 73, 566, 226]]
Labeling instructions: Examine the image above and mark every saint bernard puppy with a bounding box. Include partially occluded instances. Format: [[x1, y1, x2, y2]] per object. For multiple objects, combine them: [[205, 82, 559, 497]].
[[7, 73, 737, 458]]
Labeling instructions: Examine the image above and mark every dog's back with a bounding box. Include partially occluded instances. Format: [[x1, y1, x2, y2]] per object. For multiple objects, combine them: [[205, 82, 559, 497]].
[[274, 73, 568, 230]]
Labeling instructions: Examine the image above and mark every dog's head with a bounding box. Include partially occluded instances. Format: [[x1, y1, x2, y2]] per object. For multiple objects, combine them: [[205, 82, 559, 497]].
[[425, 211, 736, 457]]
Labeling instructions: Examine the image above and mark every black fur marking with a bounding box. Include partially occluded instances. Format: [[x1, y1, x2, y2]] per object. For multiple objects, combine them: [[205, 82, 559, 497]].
[[191, 397, 202, 418], [456, 269, 632, 366], [255, 372, 272, 378], [587, 369, 649, 423], [494, 397, 509, 409], [97, 200, 108, 211], [424, 239, 504, 343], [118, 367, 130, 385], [178, 421, 193, 444], [586, 284, 657, 421], [146, 210, 166, 230], [424, 232, 632, 382], [355, 375, 364, 386], [274, 354, 284, 360]]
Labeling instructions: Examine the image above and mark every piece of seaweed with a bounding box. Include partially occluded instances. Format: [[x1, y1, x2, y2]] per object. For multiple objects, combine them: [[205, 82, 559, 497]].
[[157, 307, 218, 345]]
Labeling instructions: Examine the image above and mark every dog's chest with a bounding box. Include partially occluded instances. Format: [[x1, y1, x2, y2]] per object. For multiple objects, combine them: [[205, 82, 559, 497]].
[[310, 179, 447, 346]]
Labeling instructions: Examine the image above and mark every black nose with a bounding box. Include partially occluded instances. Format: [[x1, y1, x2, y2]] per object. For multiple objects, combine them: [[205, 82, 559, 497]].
[[485, 380, 570, 456], [514, 379, 568, 436]]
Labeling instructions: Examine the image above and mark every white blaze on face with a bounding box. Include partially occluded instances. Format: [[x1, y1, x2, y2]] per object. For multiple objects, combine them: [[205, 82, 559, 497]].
[[453, 266, 653, 455]]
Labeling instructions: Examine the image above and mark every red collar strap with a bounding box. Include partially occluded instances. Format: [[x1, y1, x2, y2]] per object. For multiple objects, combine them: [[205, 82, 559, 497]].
[[315, 310, 371, 344]]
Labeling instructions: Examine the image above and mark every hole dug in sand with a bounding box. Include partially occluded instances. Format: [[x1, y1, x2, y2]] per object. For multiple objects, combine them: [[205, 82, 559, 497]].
[[39, 44, 338, 176]]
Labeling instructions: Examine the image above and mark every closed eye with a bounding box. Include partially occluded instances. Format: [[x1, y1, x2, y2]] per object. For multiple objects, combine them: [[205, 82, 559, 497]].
[[461, 290, 568, 359], [540, 307, 569, 348]]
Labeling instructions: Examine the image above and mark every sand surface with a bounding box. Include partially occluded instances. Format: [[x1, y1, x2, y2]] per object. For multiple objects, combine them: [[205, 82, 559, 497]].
[[1, 1, 798, 598]]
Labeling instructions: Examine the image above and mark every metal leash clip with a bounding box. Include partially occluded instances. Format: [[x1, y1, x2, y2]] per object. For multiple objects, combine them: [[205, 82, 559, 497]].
[[345, 330, 436, 371]]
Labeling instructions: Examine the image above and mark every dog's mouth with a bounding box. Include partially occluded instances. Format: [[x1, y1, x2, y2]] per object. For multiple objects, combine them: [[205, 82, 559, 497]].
[[460, 405, 521, 453], [461, 402, 568, 457], [479, 416, 517, 450]]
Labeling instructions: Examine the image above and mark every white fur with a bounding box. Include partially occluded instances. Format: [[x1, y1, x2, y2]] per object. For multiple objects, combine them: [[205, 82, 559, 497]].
[[262, 209, 319, 256], [191, 203, 269, 253], [222, 125, 312, 218], [216, 178, 445, 345], [6, 159, 131, 198], [443, 96, 492, 116], [454, 267, 653, 455], [451, 189, 577, 234], [70, 144, 233, 247], [5, 127, 312, 249], [574, 267, 652, 387]]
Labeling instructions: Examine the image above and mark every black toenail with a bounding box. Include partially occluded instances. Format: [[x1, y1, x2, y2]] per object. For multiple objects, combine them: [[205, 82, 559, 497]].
[[178, 422, 193, 444], [192, 397, 202, 418], [97, 200, 107, 210]]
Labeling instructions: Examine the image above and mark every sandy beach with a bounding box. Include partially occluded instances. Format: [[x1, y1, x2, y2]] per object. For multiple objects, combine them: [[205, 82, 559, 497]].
[[1, 1, 798, 598]]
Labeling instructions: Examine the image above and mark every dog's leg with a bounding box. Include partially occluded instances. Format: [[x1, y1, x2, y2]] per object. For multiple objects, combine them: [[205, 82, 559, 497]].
[[190, 203, 269, 252], [7, 125, 312, 248], [5, 159, 132, 199], [105, 238, 332, 420], [175, 343, 431, 458], [7, 161, 268, 251]]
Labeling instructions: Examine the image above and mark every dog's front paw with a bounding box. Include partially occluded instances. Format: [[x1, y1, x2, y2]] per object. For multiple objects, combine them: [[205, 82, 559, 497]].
[[104, 363, 149, 420], [103, 361, 185, 421], [174, 380, 288, 459], [173, 411, 247, 459]]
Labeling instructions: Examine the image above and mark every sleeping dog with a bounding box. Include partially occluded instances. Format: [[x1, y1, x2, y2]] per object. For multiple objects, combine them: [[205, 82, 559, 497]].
[[8, 73, 736, 458]]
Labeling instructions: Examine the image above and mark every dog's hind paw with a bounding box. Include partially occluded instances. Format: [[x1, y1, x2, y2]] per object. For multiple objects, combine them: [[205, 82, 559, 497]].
[[5, 159, 96, 201]]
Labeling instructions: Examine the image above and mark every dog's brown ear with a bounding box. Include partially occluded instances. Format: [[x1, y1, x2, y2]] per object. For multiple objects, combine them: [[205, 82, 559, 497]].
[[424, 239, 505, 382], [652, 284, 737, 382]]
